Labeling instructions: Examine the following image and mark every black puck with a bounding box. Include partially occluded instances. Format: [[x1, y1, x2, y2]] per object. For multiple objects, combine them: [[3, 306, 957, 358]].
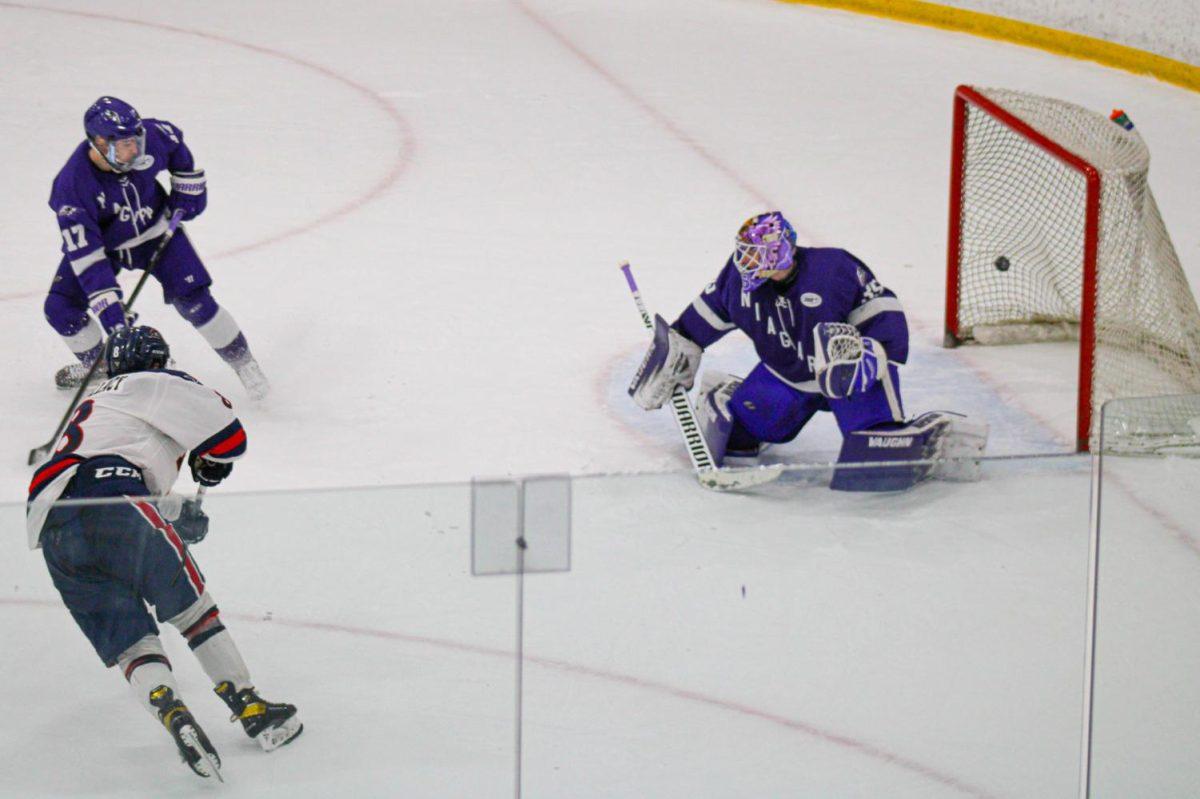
[[994, 255, 1010, 271]]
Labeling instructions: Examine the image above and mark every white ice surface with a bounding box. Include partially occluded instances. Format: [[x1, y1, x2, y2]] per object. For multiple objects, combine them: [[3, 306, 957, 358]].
[[1, 1, 1199, 796]]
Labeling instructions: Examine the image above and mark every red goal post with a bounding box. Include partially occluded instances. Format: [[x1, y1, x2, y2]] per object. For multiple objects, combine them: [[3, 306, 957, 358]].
[[944, 85, 1200, 453]]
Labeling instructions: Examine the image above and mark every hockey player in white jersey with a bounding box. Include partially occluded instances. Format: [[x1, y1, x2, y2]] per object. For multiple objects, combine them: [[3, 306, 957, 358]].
[[27, 326, 300, 779]]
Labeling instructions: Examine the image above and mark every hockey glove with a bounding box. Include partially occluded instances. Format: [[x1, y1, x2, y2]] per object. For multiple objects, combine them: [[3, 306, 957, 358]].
[[189, 451, 233, 487], [629, 314, 703, 410], [89, 289, 129, 334], [168, 169, 207, 221], [173, 499, 210, 544], [813, 322, 886, 399]]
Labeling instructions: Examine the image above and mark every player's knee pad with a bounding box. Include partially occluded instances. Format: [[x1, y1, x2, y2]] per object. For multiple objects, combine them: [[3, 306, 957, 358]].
[[171, 286, 219, 327], [116, 634, 171, 681], [167, 592, 222, 650], [830, 411, 989, 491], [43, 292, 90, 336]]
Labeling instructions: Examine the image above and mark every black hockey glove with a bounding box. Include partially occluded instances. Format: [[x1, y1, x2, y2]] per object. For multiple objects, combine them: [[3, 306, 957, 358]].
[[174, 499, 209, 544], [189, 452, 233, 487]]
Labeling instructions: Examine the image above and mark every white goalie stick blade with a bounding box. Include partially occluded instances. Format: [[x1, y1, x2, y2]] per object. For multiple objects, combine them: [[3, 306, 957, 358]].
[[179, 726, 224, 782], [697, 464, 785, 492]]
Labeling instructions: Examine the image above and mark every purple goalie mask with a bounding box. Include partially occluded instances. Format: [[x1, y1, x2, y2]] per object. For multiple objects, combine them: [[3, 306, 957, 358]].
[[733, 212, 797, 291]]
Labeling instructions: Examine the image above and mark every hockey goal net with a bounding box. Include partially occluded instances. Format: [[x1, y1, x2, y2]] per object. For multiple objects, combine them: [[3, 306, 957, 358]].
[[944, 85, 1200, 452]]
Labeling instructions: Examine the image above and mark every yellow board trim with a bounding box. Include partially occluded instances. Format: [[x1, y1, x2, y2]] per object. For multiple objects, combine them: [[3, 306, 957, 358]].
[[775, 0, 1200, 93]]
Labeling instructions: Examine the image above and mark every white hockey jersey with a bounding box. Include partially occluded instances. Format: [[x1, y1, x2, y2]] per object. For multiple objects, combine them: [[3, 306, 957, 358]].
[[27, 369, 247, 549]]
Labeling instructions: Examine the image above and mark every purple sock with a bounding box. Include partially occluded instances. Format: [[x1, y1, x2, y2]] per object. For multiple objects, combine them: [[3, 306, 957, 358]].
[[78, 342, 103, 367], [215, 333, 250, 365]]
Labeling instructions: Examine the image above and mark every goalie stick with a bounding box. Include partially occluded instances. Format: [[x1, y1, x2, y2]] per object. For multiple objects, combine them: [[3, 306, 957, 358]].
[[619, 261, 782, 491], [28, 210, 185, 466]]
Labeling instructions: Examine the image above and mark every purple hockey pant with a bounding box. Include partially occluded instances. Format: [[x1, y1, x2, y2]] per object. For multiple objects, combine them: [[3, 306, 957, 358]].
[[44, 227, 220, 336], [727, 361, 905, 450]]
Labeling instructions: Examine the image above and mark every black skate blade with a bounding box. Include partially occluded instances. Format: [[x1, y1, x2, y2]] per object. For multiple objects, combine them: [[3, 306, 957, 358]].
[[179, 726, 223, 781]]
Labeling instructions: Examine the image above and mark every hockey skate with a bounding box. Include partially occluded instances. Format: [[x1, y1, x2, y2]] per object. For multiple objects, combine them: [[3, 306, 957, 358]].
[[215, 681, 302, 752], [232, 358, 270, 401], [54, 361, 103, 391], [148, 685, 223, 780]]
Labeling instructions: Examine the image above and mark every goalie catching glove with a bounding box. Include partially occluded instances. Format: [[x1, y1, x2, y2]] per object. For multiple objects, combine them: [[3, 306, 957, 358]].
[[813, 322, 886, 399], [629, 314, 703, 410]]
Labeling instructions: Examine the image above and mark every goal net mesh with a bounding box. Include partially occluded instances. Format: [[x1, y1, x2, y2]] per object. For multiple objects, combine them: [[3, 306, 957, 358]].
[[953, 87, 1200, 451]]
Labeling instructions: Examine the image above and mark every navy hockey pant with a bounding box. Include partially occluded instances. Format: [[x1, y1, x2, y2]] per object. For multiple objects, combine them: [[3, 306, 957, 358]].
[[41, 457, 206, 667], [727, 361, 905, 449]]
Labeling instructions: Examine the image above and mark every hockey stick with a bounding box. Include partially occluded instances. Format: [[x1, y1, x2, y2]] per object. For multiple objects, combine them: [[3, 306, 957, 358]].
[[28, 210, 185, 466], [619, 262, 782, 491]]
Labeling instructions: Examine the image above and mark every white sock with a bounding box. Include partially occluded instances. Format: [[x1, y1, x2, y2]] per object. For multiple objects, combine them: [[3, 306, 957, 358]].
[[117, 635, 179, 719], [192, 629, 253, 692], [166, 596, 253, 691]]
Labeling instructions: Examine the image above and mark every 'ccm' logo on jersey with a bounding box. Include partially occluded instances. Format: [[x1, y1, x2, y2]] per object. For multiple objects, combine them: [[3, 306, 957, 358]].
[[800, 292, 823, 308], [94, 466, 143, 480]]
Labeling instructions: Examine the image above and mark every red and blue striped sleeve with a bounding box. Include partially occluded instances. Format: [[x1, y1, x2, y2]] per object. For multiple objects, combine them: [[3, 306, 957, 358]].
[[192, 419, 247, 463]]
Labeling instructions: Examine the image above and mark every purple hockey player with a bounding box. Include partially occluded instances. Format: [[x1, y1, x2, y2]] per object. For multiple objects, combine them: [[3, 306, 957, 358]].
[[43, 96, 268, 399], [629, 212, 987, 490]]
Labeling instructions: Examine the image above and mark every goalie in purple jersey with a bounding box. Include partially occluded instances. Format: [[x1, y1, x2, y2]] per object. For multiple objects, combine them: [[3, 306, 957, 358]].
[[630, 212, 987, 491], [43, 96, 268, 399]]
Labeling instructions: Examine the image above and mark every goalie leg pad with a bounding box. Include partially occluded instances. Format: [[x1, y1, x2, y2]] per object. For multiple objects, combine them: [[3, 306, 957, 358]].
[[830, 410, 989, 491], [925, 411, 990, 482], [827, 362, 905, 436], [695, 372, 742, 467], [831, 418, 940, 492]]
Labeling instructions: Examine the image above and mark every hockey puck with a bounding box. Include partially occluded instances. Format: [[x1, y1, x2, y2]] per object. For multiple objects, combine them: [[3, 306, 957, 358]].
[[994, 256, 1010, 272]]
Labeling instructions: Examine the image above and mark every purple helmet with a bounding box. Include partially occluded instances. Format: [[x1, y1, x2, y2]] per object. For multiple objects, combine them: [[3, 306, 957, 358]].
[[733, 212, 797, 291], [83, 96, 147, 173]]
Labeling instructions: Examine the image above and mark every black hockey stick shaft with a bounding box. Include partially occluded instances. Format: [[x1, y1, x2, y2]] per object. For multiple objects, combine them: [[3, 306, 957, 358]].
[[27, 210, 185, 465]]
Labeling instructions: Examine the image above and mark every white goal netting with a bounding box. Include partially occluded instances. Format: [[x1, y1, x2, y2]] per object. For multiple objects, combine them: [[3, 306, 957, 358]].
[[949, 87, 1200, 451]]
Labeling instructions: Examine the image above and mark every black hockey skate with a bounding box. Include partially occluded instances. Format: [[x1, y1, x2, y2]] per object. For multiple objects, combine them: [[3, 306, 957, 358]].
[[215, 681, 302, 751], [54, 361, 103, 390], [148, 685, 223, 780]]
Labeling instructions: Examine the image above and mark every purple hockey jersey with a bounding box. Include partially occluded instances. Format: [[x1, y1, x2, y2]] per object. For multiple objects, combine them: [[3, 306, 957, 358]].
[[48, 119, 196, 303], [673, 247, 908, 391]]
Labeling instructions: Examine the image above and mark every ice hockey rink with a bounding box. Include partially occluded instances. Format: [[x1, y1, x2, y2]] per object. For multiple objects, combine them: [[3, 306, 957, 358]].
[[1, 1, 1199, 796]]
